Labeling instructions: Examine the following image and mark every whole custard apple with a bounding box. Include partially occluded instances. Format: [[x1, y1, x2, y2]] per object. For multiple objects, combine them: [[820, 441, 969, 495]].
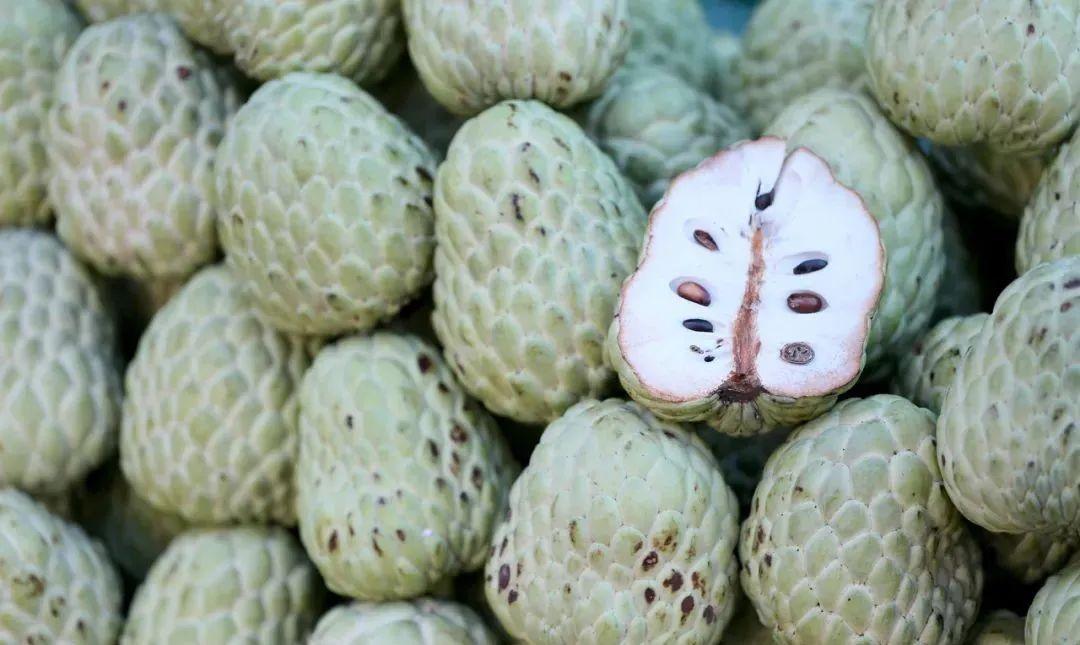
[[937, 257, 1079, 537], [297, 333, 518, 601], [309, 599, 498, 645], [1017, 127, 1080, 274], [120, 265, 311, 525], [216, 72, 437, 337], [46, 13, 240, 280], [607, 137, 885, 436], [225, 0, 404, 84], [121, 527, 325, 644], [401, 0, 631, 116], [1026, 553, 1080, 644], [741, 395, 984, 644], [432, 100, 644, 424], [0, 0, 82, 228], [485, 399, 741, 644], [0, 230, 121, 495], [0, 488, 123, 644], [866, 0, 1080, 152]]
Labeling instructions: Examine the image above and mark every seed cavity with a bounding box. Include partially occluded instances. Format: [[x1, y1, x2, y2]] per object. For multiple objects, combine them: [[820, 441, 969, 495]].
[[793, 258, 828, 275], [693, 229, 718, 251], [675, 281, 711, 306], [682, 319, 713, 333], [787, 291, 826, 314], [754, 189, 774, 210], [781, 342, 815, 365]]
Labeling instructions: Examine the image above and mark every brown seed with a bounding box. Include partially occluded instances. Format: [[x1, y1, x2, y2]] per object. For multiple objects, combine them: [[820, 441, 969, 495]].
[[676, 281, 711, 306], [781, 342, 814, 365], [787, 292, 824, 313], [693, 229, 718, 250]]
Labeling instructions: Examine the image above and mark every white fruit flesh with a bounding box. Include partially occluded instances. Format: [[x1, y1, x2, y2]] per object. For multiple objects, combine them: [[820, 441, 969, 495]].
[[615, 137, 883, 403]]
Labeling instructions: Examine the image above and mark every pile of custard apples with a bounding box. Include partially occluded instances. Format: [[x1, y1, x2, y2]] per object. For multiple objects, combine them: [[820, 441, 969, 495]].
[[0, 0, 1076, 643]]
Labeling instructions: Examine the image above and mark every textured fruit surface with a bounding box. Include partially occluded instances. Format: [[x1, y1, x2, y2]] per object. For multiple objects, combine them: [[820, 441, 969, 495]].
[[1026, 553, 1080, 644], [927, 144, 1051, 219], [741, 395, 983, 644], [158, 0, 233, 53], [0, 488, 123, 644], [0, 0, 82, 227], [0, 230, 120, 495], [709, 32, 745, 112], [433, 100, 644, 424], [982, 529, 1077, 585], [217, 72, 437, 336], [866, 0, 1080, 151], [1017, 129, 1080, 274], [937, 257, 1079, 536], [624, 0, 715, 91], [309, 599, 498, 644], [74, 0, 156, 22], [298, 333, 517, 600], [485, 399, 740, 643], [739, 0, 874, 131], [893, 313, 988, 413], [121, 265, 310, 525], [46, 13, 239, 279], [403, 0, 630, 116], [766, 89, 946, 381], [226, 0, 403, 84], [934, 210, 984, 322], [121, 527, 324, 643], [969, 610, 1025, 644], [585, 66, 751, 207]]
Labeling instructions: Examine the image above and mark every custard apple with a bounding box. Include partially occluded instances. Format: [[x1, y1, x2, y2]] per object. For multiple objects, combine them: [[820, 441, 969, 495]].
[[934, 209, 984, 322], [584, 66, 751, 207], [937, 257, 1079, 537], [297, 332, 517, 601], [433, 100, 644, 424], [485, 399, 741, 643], [0, 229, 120, 495], [866, 0, 1080, 152], [225, 0, 404, 84], [893, 313, 989, 414], [741, 395, 984, 644], [120, 264, 310, 525], [0, 488, 123, 644], [982, 530, 1077, 585], [46, 12, 240, 280], [402, 0, 630, 116], [624, 0, 715, 91], [766, 88, 947, 381], [1017, 128, 1080, 274], [121, 527, 325, 644], [926, 144, 1051, 219], [1026, 553, 1080, 644], [309, 599, 498, 645], [969, 610, 1026, 645], [738, 0, 875, 131], [216, 72, 437, 336], [0, 0, 82, 228]]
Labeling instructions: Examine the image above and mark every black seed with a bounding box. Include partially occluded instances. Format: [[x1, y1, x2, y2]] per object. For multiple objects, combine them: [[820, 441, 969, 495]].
[[787, 292, 825, 314], [754, 190, 774, 210], [693, 229, 718, 250], [793, 258, 828, 274], [704, 356, 715, 363], [781, 342, 815, 365], [682, 319, 713, 333]]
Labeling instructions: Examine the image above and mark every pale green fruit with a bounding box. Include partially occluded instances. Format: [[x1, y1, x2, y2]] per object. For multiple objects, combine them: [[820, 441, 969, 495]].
[[46, 13, 240, 280], [624, 0, 714, 91], [584, 66, 751, 207], [74, 465, 191, 580], [217, 72, 437, 337], [120, 265, 310, 525], [741, 395, 984, 644], [709, 31, 746, 113], [309, 599, 498, 644], [121, 527, 325, 644], [866, 0, 1080, 152], [766, 89, 947, 381], [403, 0, 630, 116], [969, 610, 1025, 645], [739, 0, 874, 132], [926, 144, 1051, 219], [225, 0, 403, 84], [298, 333, 517, 601], [485, 399, 741, 643], [893, 313, 989, 414], [1027, 553, 1080, 644], [938, 257, 1079, 537], [982, 530, 1077, 585], [0, 488, 123, 644], [0, 230, 120, 495], [934, 209, 984, 322], [1017, 129, 1080, 274], [0, 0, 82, 227], [433, 100, 644, 424]]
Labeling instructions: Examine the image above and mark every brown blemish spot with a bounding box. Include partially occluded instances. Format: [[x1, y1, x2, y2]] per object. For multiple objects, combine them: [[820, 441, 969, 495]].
[[76, 620, 86, 633], [717, 225, 765, 402], [704, 605, 716, 624], [663, 571, 684, 591], [517, 562, 523, 575], [565, 584, 572, 594], [691, 572, 705, 592], [633, 541, 643, 553], [437, 382, 449, 393], [511, 193, 524, 220], [345, 415, 353, 428], [434, 477, 447, 490], [459, 491, 469, 504], [450, 424, 468, 443], [681, 596, 695, 614], [693, 229, 718, 250], [642, 551, 659, 571], [471, 466, 483, 490], [755, 526, 765, 547], [177, 66, 192, 80], [327, 531, 339, 552], [417, 355, 433, 372], [764, 553, 773, 567], [787, 292, 824, 314], [498, 564, 510, 590], [427, 440, 439, 459], [568, 520, 579, 546], [677, 282, 711, 306], [396, 529, 406, 541], [372, 536, 383, 556], [117, 100, 127, 112], [1066, 278, 1080, 289], [554, 137, 570, 151], [644, 588, 656, 603], [1062, 302, 1072, 312], [781, 342, 815, 365], [1027, 23, 1036, 35], [500, 536, 508, 556], [416, 166, 433, 182], [508, 590, 519, 603], [101, 81, 110, 91]]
